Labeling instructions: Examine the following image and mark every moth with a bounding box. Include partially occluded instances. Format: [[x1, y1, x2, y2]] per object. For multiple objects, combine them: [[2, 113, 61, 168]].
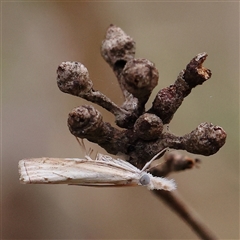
[[18, 143, 176, 191]]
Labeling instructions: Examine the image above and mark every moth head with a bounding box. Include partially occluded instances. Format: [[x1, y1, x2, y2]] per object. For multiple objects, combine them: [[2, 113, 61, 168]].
[[139, 173, 150, 186]]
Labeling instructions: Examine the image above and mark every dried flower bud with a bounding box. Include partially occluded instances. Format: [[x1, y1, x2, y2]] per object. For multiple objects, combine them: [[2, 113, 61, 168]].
[[67, 105, 128, 155], [122, 59, 159, 100], [134, 113, 163, 140], [151, 53, 212, 124], [150, 151, 201, 177], [57, 61, 93, 96], [165, 152, 201, 171], [151, 74, 188, 124], [68, 105, 103, 138], [184, 52, 212, 88], [101, 24, 135, 69], [182, 122, 227, 155]]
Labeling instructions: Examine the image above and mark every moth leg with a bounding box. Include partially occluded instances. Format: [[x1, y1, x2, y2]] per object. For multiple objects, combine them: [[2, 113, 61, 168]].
[[75, 137, 94, 160]]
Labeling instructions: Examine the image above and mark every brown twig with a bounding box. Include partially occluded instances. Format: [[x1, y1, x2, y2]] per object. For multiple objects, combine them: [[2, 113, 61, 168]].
[[154, 190, 218, 240], [151, 152, 218, 239]]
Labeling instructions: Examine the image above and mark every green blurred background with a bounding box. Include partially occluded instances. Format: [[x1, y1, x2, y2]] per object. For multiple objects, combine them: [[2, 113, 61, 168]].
[[2, 2, 239, 239]]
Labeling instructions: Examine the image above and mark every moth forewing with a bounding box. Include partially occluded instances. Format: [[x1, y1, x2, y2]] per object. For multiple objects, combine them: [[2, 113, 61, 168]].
[[18, 152, 176, 191], [19, 157, 140, 185]]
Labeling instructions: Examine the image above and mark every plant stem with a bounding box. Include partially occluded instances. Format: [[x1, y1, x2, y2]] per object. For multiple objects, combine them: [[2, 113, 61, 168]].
[[154, 190, 218, 240]]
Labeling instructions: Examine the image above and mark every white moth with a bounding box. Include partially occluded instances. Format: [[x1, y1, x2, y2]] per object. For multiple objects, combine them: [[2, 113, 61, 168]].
[[18, 148, 176, 191]]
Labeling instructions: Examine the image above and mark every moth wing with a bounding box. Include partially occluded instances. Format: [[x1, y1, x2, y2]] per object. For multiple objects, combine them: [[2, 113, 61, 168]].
[[19, 158, 85, 184], [95, 153, 140, 172], [19, 157, 140, 186]]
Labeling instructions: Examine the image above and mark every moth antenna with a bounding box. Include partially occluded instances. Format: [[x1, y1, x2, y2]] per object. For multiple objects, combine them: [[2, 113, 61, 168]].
[[141, 148, 169, 172]]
